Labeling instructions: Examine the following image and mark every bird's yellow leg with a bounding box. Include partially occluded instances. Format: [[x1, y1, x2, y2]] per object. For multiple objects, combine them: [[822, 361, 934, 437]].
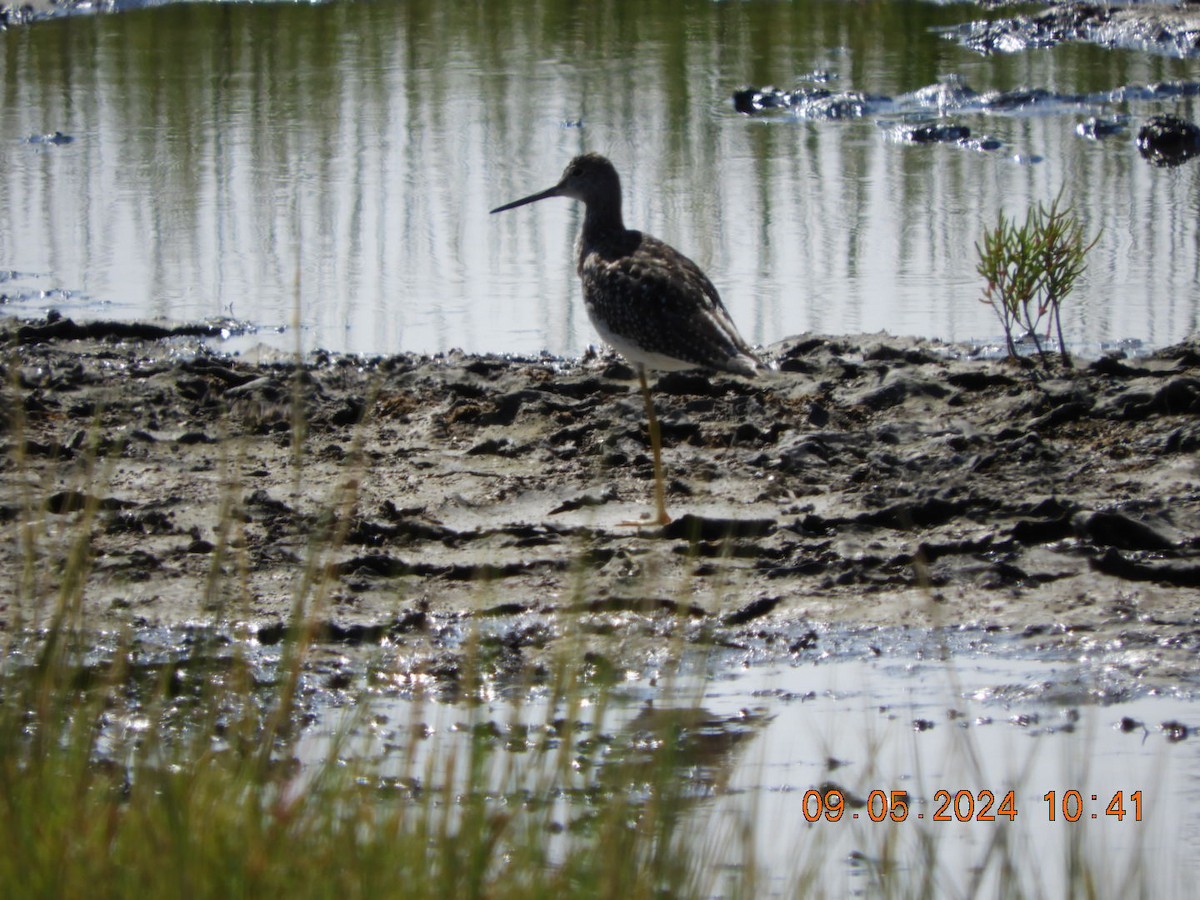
[[616, 367, 671, 527], [639, 367, 671, 526]]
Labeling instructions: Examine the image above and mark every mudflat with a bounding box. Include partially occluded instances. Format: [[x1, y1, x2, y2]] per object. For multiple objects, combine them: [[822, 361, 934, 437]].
[[3, 317, 1198, 686]]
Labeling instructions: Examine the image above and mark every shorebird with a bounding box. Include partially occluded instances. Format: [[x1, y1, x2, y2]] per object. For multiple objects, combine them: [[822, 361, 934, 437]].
[[491, 152, 759, 526]]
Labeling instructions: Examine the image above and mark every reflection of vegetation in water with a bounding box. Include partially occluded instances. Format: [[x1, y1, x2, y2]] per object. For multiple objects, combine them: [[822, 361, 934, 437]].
[[8, 0, 1197, 357]]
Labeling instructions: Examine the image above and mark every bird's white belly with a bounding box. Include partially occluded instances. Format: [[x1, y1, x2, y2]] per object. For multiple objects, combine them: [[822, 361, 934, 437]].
[[588, 314, 696, 372]]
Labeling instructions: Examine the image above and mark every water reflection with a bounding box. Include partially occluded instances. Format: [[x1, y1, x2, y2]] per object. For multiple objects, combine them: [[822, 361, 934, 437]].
[[302, 641, 1199, 896], [0, 0, 1197, 356]]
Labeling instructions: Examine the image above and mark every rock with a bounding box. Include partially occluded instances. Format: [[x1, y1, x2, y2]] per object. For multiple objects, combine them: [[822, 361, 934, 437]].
[[1091, 549, 1200, 587], [722, 595, 782, 625], [660, 514, 777, 541], [1073, 511, 1176, 551], [1138, 115, 1200, 167]]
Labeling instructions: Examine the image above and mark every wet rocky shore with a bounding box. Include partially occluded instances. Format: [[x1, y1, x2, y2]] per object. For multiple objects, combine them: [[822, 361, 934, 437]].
[[3, 316, 1198, 689]]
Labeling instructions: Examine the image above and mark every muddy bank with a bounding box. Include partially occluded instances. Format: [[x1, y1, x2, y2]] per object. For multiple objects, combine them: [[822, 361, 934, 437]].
[[947, 2, 1200, 58], [2, 317, 1199, 686], [1, 0, 93, 28]]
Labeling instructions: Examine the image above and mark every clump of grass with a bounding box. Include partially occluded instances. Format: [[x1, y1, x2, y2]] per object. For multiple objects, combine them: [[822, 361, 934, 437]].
[[976, 191, 1100, 369], [0, 606, 737, 898]]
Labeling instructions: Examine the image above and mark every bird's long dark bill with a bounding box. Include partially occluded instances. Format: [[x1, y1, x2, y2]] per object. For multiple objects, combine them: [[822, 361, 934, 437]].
[[490, 184, 562, 214]]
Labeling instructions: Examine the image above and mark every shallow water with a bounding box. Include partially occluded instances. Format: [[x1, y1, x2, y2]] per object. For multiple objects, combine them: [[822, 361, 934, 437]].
[[1, 0, 1198, 356], [300, 628, 1200, 895], [700, 653, 1195, 895], [9, 614, 1198, 890]]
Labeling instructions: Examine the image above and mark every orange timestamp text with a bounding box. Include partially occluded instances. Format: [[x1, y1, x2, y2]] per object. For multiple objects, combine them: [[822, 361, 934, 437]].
[[801, 788, 1144, 823]]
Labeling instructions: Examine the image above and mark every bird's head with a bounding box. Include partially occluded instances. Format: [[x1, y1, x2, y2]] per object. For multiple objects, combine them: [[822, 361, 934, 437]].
[[491, 153, 621, 213]]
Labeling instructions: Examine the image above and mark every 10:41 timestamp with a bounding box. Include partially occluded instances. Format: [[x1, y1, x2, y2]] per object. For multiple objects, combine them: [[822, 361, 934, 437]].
[[1044, 790, 1143, 822]]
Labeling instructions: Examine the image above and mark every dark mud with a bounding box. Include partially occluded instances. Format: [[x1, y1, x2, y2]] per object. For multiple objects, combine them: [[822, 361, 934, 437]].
[[2, 317, 1198, 691], [946, 2, 1200, 59], [0, 0, 98, 28], [734, 75, 1200, 161]]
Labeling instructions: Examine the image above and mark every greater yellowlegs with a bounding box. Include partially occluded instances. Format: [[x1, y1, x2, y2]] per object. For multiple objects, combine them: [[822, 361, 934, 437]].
[[491, 152, 759, 525]]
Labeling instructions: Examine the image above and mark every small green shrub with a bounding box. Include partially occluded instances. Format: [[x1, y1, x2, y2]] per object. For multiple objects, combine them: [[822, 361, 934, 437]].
[[976, 192, 1100, 369]]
